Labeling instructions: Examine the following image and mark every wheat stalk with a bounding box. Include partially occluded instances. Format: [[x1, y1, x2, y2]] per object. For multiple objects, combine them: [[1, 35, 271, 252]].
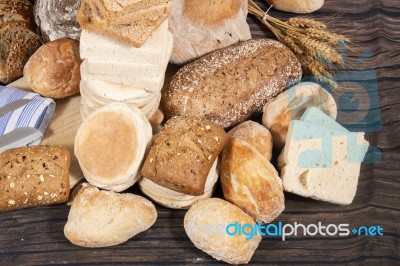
[[248, 0, 349, 89]]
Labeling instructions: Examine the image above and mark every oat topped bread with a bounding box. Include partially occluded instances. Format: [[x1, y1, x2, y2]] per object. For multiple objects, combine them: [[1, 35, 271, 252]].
[[141, 116, 227, 196], [162, 39, 302, 128], [77, 0, 172, 47]]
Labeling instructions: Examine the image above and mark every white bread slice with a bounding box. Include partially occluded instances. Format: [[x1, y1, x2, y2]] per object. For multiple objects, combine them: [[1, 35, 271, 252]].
[[301, 107, 347, 132], [82, 32, 173, 78], [80, 20, 168, 64], [279, 120, 369, 205]]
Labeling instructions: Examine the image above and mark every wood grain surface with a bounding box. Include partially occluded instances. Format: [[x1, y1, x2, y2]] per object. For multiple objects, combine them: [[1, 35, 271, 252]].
[[1, 0, 399, 265]]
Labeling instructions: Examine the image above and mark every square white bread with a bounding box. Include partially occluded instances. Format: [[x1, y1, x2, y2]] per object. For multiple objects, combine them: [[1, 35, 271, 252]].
[[301, 107, 347, 132], [80, 20, 169, 64], [279, 119, 369, 205]]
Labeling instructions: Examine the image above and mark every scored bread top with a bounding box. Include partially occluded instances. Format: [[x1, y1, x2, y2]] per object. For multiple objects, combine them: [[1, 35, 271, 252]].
[[141, 116, 227, 196], [77, 0, 171, 47]]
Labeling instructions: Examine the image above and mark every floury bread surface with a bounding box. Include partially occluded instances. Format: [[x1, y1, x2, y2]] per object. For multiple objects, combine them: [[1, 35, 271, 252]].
[[163, 39, 302, 128]]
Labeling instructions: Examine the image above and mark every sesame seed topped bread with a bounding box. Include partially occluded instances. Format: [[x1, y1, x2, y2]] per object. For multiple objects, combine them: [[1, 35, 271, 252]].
[[169, 0, 251, 64], [64, 183, 157, 247], [77, 0, 172, 48], [162, 39, 302, 128], [75, 103, 152, 192], [141, 116, 227, 196], [0, 145, 70, 212]]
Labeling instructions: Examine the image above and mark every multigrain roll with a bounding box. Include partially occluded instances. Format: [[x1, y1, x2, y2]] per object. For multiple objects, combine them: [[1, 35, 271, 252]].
[[163, 39, 302, 128], [140, 116, 227, 208], [0, 145, 70, 212]]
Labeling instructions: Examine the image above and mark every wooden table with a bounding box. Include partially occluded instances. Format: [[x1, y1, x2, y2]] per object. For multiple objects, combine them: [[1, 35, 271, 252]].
[[1, 0, 399, 264]]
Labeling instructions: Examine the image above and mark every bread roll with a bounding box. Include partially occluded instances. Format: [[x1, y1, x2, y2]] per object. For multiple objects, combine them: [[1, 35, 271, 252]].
[[221, 139, 285, 224], [268, 0, 324, 14], [24, 39, 81, 99], [64, 183, 157, 247], [163, 39, 302, 128], [263, 82, 337, 150], [75, 103, 152, 192], [0, 146, 70, 212], [228, 121, 273, 161], [33, 0, 82, 42], [141, 116, 227, 196], [169, 0, 251, 64], [184, 198, 261, 264]]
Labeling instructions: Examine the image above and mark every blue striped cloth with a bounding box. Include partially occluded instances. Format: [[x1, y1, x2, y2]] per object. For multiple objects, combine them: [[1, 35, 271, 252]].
[[0, 85, 55, 145]]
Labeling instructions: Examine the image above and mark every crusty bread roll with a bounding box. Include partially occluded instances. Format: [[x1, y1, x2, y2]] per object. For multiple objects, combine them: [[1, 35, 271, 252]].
[[141, 116, 227, 196], [263, 82, 337, 150], [268, 0, 324, 14], [163, 39, 302, 128], [169, 0, 251, 64], [221, 139, 285, 223], [228, 121, 273, 161], [75, 103, 152, 192], [34, 0, 82, 42], [139, 158, 219, 209], [184, 198, 261, 264], [24, 39, 81, 99], [64, 183, 157, 247], [0, 146, 70, 212], [77, 0, 171, 47]]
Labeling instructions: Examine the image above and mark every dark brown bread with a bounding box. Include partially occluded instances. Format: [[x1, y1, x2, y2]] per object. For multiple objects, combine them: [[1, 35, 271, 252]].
[[141, 116, 227, 196], [0, 146, 71, 212], [162, 39, 302, 128]]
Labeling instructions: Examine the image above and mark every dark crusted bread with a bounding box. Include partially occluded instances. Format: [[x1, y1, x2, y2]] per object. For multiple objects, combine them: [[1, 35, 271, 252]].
[[0, 145, 71, 212], [0, 0, 35, 25], [162, 39, 302, 128], [141, 116, 227, 196]]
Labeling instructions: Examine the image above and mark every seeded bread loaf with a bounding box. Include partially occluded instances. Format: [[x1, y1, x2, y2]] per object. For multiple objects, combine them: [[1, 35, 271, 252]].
[[163, 39, 302, 128], [141, 116, 227, 196], [0, 145, 70, 212]]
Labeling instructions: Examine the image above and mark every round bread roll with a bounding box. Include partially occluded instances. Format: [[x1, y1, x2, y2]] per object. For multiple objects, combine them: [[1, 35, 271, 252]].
[[169, 0, 251, 64], [262, 82, 337, 149], [34, 0, 82, 42], [75, 103, 152, 192], [221, 139, 285, 223], [138, 159, 219, 209], [184, 198, 261, 264], [228, 121, 273, 161], [64, 183, 157, 248], [23, 39, 81, 99], [268, 0, 324, 14]]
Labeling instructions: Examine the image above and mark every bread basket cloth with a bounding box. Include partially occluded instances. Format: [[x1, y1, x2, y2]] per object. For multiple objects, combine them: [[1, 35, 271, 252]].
[[0, 85, 55, 145]]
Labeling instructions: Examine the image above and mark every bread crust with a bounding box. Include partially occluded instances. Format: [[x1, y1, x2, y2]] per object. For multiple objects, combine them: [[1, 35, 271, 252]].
[[221, 139, 285, 223], [269, 0, 324, 14], [141, 116, 227, 196], [24, 39, 82, 99], [64, 183, 157, 247], [0, 145, 70, 212], [163, 39, 302, 128]]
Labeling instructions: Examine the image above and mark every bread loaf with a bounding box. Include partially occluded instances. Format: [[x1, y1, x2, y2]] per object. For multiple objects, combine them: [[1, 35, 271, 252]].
[[0, 145, 70, 212], [75, 103, 152, 192], [184, 198, 261, 264], [263, 82, 337, 150], [228, 121, 273, 161], [268, 0, 325, 14], [34, 0, 82, 42], [221, 139, 285, 223], [163, 39, 302, 128], [24, 39, 82, 99], [169, 0, 251, 64], [64, 183, 157, 247], [77, 0, 172, 47], [141, 116, 227, 196]]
